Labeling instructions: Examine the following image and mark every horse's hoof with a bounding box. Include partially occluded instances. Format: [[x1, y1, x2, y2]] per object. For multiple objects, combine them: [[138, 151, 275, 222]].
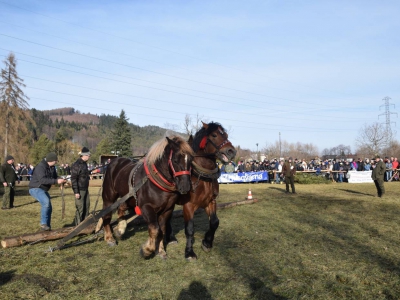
[[140, 248, 154, 259], [114, 231, 123, 239], [167, 240, 178, 246], [185, 250, 197, 261], [157, 251, 168, 260], [107, 240, 117, 247], [201, 243, 212, 253], [185, 256, 197, 262]]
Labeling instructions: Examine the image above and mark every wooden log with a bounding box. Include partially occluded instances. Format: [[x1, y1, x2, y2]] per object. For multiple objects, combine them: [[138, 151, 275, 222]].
[[1, 224, 96, 248], [1, 198, 258, 248]]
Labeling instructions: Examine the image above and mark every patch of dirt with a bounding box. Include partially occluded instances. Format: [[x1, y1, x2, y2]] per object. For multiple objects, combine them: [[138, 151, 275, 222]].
[[12, 274, 59, 292]]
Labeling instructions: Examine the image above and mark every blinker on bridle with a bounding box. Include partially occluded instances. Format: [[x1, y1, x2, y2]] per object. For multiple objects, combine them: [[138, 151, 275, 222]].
[[199, 127, 231, 155], [168, 149, 191, 177]]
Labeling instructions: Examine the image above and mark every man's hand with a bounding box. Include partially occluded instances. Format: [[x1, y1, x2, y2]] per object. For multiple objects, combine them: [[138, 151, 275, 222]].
[[3, 182, 7, 187], [57, 178, 66, 185], [75, 193, 81, 199]]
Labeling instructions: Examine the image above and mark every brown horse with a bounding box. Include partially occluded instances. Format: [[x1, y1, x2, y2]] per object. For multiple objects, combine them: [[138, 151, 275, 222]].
[[101, 135, 194, 259], [166, 122, 237, 260]]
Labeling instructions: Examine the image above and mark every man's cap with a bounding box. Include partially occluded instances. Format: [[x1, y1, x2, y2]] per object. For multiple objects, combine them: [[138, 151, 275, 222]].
[[80, 147, 91, 156], [289, 157, 293, 160], [374, 155, 381, 159], [5, 155, 14, 161], [46, 152, 58, 162]]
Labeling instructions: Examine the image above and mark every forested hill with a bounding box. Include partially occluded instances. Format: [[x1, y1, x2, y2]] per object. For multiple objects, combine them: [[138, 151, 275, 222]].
[[31, 107, 183, 159]]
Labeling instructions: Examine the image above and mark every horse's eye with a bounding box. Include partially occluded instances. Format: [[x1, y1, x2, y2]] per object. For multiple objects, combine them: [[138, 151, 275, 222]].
[[211, 133, 217, 138]]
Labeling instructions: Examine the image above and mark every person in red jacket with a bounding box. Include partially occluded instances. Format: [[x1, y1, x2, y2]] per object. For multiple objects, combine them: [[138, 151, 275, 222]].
[[392, 157, 399, 181]]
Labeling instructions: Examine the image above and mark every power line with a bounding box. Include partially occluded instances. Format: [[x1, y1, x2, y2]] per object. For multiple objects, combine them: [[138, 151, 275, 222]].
[[0, 48, 332, 110], [0, 51, 375, 121], [0, 1, 364, 98], [23, 74, 372, 123], [27, 91, 350, 132], [0, 20, 340, 99], [0, 34, 346, 108], [0, 0, 361, 98]]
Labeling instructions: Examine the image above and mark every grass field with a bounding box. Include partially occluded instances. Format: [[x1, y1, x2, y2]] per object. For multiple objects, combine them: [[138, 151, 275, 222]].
[[1, 181, 400, 299]]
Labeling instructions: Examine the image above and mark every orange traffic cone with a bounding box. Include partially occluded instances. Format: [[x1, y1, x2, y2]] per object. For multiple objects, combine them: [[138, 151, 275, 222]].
[[247, 189, 253, 200]]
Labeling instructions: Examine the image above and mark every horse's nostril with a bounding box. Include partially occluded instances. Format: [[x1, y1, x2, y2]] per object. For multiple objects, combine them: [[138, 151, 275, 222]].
[[228, 149, 237, 158]]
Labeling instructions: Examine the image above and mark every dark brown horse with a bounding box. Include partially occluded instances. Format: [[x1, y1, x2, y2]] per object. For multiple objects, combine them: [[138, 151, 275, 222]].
[[101, 135, 194, 259], [166, 122, 237, 260]]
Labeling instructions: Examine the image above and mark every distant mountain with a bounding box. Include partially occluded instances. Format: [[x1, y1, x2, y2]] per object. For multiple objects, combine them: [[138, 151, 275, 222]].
[[32, 107, 185, 156], [43, 107, 100, 124]]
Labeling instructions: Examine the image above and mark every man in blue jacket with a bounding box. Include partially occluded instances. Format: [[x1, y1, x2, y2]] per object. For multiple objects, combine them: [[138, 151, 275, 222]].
[[29, 152, 66, 231]]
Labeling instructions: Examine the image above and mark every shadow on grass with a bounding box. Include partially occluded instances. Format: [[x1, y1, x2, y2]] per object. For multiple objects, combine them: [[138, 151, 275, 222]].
[[269, 186, 288, 193], [0, 270, 15, 286], [336, 188, 374, 197], [285, 192, 400, 276], [177, 280, 213, 300], [14, 200, 37, 208], [214, 234, 288, 299]]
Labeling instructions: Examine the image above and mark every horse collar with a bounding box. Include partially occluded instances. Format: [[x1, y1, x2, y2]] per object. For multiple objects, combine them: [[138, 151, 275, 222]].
[[143, 157, 176, 193]]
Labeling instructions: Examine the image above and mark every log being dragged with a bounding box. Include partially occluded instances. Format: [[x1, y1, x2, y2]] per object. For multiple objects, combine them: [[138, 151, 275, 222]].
[[1, 199, 258, 248], [1, 224, 96, 249]]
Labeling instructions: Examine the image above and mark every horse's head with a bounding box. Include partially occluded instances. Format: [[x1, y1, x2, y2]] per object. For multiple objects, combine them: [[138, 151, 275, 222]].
[[165, 136, 194, 194], [192, 122, 237, 164]]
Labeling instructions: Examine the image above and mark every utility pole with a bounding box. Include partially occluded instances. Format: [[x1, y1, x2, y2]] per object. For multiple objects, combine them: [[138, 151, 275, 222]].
[[279, 132, 281, 158], [379, 96, 397, 150], [255, 143, 258, 161]]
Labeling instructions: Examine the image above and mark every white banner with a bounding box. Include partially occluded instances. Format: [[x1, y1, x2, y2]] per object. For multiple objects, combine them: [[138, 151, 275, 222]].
[[218, 171, 269, 183], [347, 171, 374, 183]]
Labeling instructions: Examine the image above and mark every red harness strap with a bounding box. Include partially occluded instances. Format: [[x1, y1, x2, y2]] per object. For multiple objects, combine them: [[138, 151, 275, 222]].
[[168, 149, 191, 177], [143, 158, 175, 193]]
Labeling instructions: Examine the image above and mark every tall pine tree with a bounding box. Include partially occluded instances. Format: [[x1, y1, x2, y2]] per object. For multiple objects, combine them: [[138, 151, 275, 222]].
[[112, 110, 132, 157], [0, 53, 31, 158]]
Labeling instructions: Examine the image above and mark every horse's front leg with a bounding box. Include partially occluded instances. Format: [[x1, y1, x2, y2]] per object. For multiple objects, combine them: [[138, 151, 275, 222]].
[[183, 203, 197, 261], [202, 198, 219, 252], [103, 210, 116, 247], [114, 202, 128, 239], [140, 204, 158, 259], [156, 209, 174, 260], [165, 213, 178, 245]]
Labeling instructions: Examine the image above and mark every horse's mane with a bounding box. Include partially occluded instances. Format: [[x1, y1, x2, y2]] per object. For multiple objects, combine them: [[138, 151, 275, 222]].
[[146, 135, 194, 165], [192, 122, 226, 152]]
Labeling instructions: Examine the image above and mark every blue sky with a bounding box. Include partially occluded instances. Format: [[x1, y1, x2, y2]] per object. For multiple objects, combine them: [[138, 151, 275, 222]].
[[0, 0, 399, 153]]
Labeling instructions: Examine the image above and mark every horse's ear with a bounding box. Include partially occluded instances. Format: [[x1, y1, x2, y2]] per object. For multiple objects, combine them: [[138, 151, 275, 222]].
[[187, 135, 193, 144], [201, 121, 208, 129], [166, 137, 179, 149]]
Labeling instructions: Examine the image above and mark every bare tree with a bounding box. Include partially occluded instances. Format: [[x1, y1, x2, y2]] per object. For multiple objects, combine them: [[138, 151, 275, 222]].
[[0, 53, 30, 157], [163, 122, 180, 132], [182, 113, 208, 136], [355, 122, 388, 156], [183, 114, 192, 136]]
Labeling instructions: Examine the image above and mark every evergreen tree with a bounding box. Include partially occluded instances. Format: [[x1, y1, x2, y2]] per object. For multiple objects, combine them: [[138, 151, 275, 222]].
[[29, 134, 54, 165], [0, 52, 31, 157], [93, 137, 113, 163], [112, 110, 132, 157]]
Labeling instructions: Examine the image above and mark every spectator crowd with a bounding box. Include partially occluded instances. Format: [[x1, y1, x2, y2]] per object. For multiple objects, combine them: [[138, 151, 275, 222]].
[[220, 156, 399, 183]]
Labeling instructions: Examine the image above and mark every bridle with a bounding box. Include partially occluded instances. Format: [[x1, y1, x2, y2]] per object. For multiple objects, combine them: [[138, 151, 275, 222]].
[[201, 128, 232, 158], [168, 149, 191, 177]]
